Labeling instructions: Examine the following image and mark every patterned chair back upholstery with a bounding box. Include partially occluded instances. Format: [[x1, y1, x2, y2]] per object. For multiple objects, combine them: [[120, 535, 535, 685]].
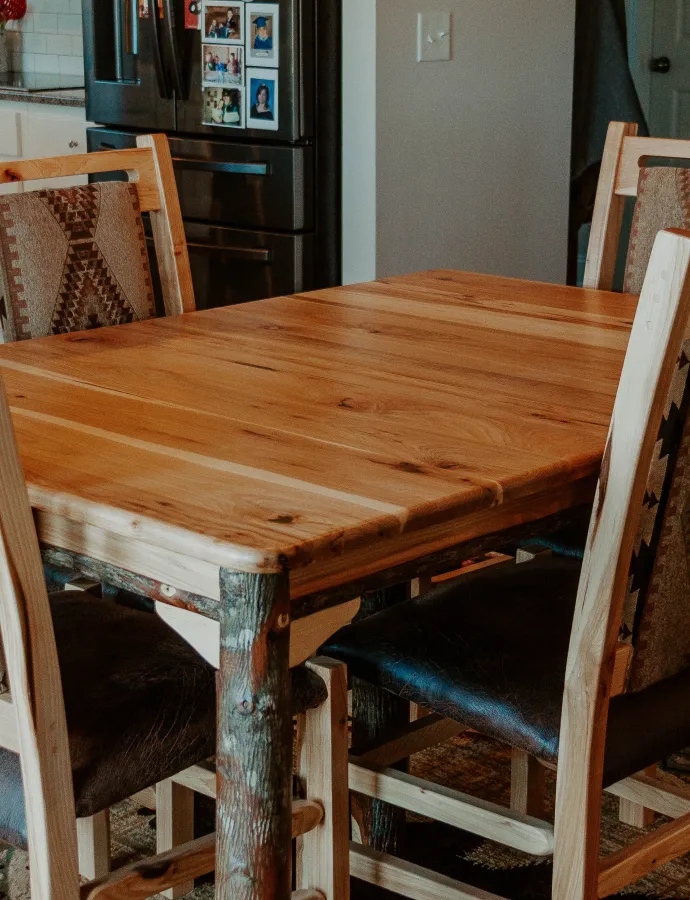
[[621, 167, 690, 691], [0, 181, 155, 342], [624, 167, 690, 295]]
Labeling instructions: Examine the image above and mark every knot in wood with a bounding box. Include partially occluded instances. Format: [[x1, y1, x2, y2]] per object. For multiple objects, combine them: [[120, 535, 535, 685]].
[[238, 697, 256, 715]]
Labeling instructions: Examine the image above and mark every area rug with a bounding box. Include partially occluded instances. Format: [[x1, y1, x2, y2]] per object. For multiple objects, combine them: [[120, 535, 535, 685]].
[[2, 731, 690, 899]]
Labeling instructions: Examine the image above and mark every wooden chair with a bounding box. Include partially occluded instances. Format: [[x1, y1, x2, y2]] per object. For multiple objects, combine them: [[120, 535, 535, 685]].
[[0, 133, 195, 328], [0, 134, 197, 880], [585, 121, 690, 292], [323, 228, 690, 899], [522, 121, 690, 828]]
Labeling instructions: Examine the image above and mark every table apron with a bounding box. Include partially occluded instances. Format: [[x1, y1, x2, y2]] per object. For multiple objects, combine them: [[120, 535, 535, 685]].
[[38, 503, 591, 623]]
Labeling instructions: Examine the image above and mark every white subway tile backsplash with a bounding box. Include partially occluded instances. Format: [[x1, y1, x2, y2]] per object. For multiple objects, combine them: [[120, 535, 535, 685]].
[[10, 0, 84, 73], [22, 32, 47, 53], [32, 13, 58, 32], [56, 13, 81, 33], [58, 54, 83, 75], [33, 52, 59, 71], [46, 33, 72, 53]]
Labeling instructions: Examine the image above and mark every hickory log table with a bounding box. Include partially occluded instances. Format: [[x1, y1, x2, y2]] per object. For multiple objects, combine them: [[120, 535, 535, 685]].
[[0, 269, 635, 900]]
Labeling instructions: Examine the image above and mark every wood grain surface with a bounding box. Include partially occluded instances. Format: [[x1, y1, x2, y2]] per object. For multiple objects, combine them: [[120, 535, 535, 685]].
[[0, 270, 635, 587]]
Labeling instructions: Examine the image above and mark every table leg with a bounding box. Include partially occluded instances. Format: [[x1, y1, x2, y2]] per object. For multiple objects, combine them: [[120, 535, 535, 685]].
[[351, 583, 411, 854], [216, 568, 292, 900]]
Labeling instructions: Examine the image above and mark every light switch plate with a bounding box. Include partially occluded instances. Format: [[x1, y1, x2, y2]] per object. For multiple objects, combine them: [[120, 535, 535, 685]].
[[417, 11, 451, 62]]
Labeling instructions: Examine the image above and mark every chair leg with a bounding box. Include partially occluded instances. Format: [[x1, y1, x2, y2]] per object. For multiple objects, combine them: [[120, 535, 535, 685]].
[[619, 765, 657, 828], [510, 748, 546, 818], [156, 779, 195, 898], [77, 810, 111, 880], [296, 657, 350, 900], [552, 758, 601, 900]]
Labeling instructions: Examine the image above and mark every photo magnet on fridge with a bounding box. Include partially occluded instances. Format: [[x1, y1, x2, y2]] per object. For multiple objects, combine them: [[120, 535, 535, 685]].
[[202, 85, 245, 127], [202, 0, 244, 43], [246, 3, 278, 67], [246, 68, 278, 130], [203, 44, 243, 85]]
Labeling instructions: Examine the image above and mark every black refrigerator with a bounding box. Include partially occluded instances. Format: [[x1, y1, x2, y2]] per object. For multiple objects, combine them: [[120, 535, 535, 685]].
[[83, 0, 340, 309]]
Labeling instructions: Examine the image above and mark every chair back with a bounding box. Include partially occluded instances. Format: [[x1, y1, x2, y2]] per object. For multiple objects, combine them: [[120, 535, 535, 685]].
[[554, 228, 690, 895], [585, 121, 690, 291], [0, 134, 194, 338], [0, 379, 78, 899], [582, 124, 690, 691]]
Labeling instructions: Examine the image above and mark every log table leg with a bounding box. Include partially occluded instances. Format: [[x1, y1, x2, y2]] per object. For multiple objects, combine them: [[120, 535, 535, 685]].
[[216, 568, 293, 900], [351, 583, 411, 854]]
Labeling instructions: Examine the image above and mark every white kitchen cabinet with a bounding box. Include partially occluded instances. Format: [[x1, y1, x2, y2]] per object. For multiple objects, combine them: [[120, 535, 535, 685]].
[[0, 99, 93, 194]]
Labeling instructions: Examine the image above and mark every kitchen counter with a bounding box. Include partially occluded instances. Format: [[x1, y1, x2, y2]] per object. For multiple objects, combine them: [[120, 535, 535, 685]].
[[0, 87, 85, 107]]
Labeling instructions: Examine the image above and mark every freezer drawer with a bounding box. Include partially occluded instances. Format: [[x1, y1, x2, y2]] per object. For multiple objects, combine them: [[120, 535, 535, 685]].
[[88, 128, 314, 231], [147, 221, 314, 310]]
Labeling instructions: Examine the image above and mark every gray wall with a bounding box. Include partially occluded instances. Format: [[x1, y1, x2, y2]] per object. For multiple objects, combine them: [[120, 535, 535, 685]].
[[343, 0, 576, 285]]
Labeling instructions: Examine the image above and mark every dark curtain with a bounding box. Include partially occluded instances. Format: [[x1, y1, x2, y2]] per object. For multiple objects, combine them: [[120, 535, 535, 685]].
[[569, 0, 648, 279]]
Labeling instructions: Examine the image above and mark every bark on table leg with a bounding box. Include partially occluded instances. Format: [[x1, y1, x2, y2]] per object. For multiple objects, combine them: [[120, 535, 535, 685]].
[[351, 583, 411, 854], [216, 568, 292, 900]]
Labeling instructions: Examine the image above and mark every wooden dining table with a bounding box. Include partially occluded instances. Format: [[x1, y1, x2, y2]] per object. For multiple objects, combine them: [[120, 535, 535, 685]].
[[0, 269, 636, 900]]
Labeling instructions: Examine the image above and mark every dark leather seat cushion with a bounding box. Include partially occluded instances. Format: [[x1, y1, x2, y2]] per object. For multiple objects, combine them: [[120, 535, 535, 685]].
[[323, 556, 690, 788], [0, 591, 326, 850]]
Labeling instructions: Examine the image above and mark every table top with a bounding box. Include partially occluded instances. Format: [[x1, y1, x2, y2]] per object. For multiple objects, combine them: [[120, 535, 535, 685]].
[[0, 270, 637, 591]]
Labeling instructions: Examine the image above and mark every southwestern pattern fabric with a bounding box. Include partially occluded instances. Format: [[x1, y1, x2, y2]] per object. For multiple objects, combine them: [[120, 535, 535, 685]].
[[623, 339, 690, 691], [0, 182, 155, 343], [624, 166, 690, 295]]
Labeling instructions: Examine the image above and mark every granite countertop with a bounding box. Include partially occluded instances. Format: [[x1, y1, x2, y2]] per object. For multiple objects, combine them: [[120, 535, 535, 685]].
[[0, 87, 85, 107]]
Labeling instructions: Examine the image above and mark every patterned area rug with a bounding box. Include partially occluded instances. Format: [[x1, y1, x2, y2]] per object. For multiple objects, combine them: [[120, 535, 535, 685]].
[[2, 732, 690, 899]]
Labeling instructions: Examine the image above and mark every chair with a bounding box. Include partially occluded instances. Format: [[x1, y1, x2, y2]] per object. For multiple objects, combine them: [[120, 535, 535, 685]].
[[529, 121, 690, 825], [324, 228, 690, 899], [0, 133, 195, 334], [585, 121, 690, 292], [0, 135, 198, 879], [0, 368, 348, 900]]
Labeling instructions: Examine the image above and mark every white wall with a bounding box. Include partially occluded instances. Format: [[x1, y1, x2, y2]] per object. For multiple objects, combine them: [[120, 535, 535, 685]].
[[343, 0, 576, 285], [341, 0, 377, 283]]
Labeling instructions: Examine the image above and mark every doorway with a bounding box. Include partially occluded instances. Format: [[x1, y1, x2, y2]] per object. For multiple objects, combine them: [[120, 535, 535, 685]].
[[627, 0, 690, 138]]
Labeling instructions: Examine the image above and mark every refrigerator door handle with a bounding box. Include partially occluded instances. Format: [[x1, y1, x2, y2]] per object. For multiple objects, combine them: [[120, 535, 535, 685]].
[[113, 0, 124, 80], [161, 0, 187, 99], [147, 4, 172, 98], [125, 0, 138, 55], [172, 158, 270, 176], [187, 242, 272, 262]]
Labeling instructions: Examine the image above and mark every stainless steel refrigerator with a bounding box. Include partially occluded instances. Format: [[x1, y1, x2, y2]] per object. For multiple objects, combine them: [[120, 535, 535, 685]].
[[83, 0, 340, 309]]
